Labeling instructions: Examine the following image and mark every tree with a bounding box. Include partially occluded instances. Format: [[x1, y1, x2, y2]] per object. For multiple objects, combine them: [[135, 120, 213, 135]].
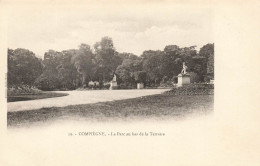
[[134, 71, 147, 84], [36, 46, 95, 90], [178, 46, 198, 73], [206, 45, 214, 81], [58, 49, 78, 89], [198, 43, 214, 81], [164, 45, 180, 56], [118, 52, 139, 61], [160, 45, 183, 79], [35, 72, 61, 91], [163, 45, 210, 82], [199, 43, 214, 59], [142, 50, 164, 85], [115, 57, 142, 86], [71, 44, 95, 87], [207, 53, 214, 75], [7, 48, 42, 87], [35, 50, 62, 90], [94, 37, 122, 82], [7, 49, 19, 87]]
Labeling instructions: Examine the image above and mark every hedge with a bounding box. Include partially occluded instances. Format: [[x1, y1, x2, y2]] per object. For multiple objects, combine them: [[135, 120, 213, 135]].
[[166, 83, 214, 95]]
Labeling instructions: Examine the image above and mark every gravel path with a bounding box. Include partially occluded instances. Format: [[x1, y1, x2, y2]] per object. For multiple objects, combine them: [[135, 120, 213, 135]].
[[7, 89, 170, 112]]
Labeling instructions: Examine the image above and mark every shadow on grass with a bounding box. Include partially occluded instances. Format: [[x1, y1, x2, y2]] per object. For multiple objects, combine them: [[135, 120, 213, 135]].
[[7, 92, 69, 102], [8, 93, 214, 128]]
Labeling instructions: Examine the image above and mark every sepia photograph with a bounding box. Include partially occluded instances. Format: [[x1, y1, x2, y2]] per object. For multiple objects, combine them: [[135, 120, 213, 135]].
[[6, 3, 214, 128]]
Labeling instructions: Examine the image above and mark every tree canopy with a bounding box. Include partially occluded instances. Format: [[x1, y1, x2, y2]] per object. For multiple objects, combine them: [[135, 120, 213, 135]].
[[8, 37, 214, 90], [8, 48, 42, 87]]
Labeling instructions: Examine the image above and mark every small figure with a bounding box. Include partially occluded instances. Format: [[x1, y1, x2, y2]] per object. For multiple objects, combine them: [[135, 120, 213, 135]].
[[181, 62, 188, 74], [112, 74, 117, 82], [110, 74, 118, 90]]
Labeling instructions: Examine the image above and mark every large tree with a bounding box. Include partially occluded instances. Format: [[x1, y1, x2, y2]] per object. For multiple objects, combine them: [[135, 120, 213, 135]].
[[162, 45, 183, 78], [198, 43, 214, 81], [115, 56, 142, 85], [134, 71, 147, 84], [58, 49, 78, 89], [8, 48, 42, 87], [71, 44, 95, 87], [94, 37, 122, 83], [35, 50, 62, 90], [142, 50, 164, 85], [199, 43, 214, 59]]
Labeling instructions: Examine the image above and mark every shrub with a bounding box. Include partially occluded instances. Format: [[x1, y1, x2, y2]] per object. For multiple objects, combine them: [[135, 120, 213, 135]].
[[103, 84, 111, 89], [7, 85, 41, 96], [118, 83, 135, 89], [35, 74, 61, 91], [166, 83, 214, 95], [159, 80, 174, 88]]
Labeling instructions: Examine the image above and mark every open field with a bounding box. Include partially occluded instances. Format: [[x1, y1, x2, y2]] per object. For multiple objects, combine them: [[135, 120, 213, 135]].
[[8, 93, 213, 127]]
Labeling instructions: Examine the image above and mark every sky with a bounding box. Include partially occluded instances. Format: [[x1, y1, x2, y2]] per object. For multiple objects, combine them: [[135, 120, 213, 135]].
[[6, 3, 214, 58]]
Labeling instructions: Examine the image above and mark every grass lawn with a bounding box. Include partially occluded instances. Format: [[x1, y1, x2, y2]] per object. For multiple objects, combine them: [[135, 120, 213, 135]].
[[8, 92, 214, 127], [7, 92, 69, 102]]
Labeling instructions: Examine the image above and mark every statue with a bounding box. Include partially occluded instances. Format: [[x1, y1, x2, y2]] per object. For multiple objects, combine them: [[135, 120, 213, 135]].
[[178, 62, 190, 87], [181, 62, 188, 75], [112, 74, 117, 82], [110, 74, 118, 90]]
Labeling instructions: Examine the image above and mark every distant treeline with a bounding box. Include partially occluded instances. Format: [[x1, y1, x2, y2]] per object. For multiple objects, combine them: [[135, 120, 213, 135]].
[[8, 36, 214, 90]]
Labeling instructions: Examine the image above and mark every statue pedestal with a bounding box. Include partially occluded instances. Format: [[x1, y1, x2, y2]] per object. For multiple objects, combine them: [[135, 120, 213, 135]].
[[177, 74, 190, 87], [109, 81, 118, 90], [137, 83, 144, 89]]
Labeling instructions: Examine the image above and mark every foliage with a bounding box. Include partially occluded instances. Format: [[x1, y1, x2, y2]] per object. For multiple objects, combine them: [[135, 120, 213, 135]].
[[115, 55, 142, 85], [134, 71, 147, 83], [166, 83, 214, 95], [207, 51, 214, 77], [35, 50, 63, 90], [8, 48, 42, 87], [59, 49, 78, 89], [7, 85, 41, 96], [189, 72, 200, 83], [142, 50, 164, 84], [199, 43, 214, 59], [35, 72, 61, 91], [8, 37, 214, 91], [71, 44, 95, 87], [94, 37, 122, 82]]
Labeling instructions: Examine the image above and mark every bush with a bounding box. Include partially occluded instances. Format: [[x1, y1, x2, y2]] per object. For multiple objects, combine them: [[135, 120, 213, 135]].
[[166, 83, 214, 95], [172, 76, 178, 84], [159, 80, 174, 88], [7, 85, 41, 96], [35, 74, 61, 91], [102, 84, 111, 89], [118, 83, 136, 89], [190, 72, 200, 83]]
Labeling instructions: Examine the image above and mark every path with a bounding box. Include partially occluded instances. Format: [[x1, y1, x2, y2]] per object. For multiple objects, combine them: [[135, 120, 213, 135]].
[[7, 89, 170, 112]]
